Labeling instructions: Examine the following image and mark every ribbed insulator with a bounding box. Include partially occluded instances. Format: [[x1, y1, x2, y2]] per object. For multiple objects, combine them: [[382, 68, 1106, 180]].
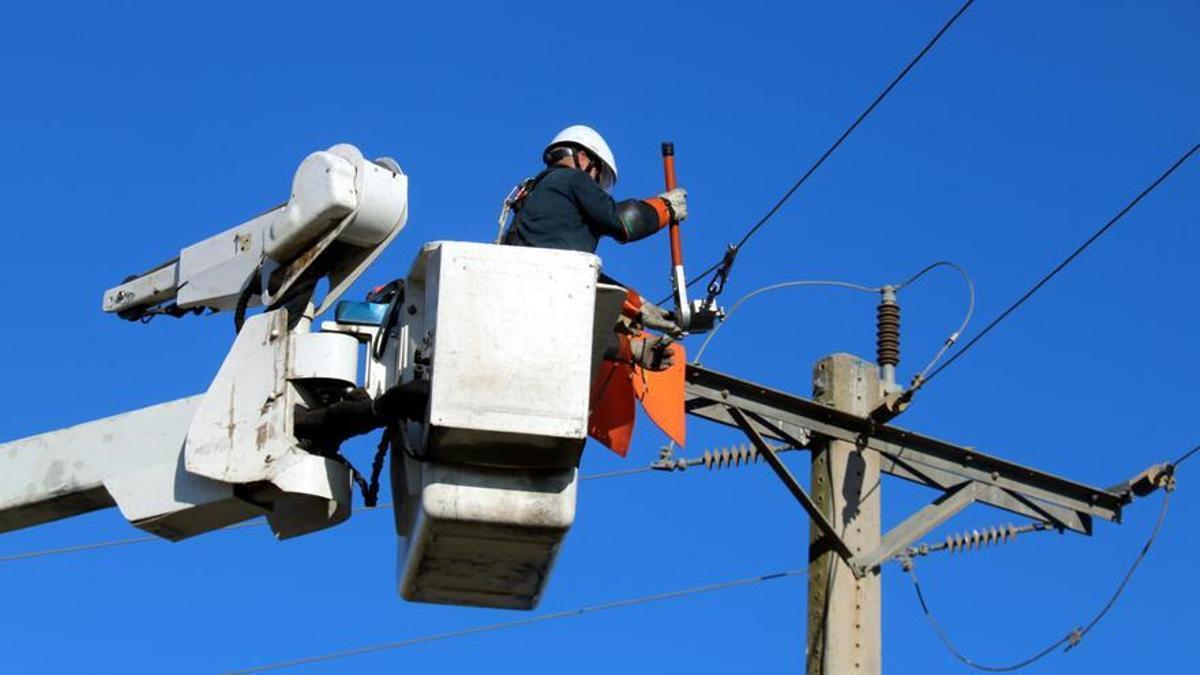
[[944, 524, 1022, 554], [876, 301, 901, 368], [702, 444, 761, 470]]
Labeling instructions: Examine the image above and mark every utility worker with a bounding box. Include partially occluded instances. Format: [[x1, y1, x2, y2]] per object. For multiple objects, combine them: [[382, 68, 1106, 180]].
[[502, 125, 687, 370]]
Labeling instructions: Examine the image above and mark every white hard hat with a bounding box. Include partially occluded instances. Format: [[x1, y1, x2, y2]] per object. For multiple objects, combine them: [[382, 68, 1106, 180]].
[[544, 125, 618, 190]]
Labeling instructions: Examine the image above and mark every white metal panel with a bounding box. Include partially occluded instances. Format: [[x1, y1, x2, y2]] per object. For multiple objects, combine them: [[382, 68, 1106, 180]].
[[176, 210, 273, 310], [335, 148, 405, 247], [103, 458, 263, 541], [264, 149, 358, 262], [397, 459, 577, 609], [419, 241, 599, 442], [183, 308, 353, 539], [289, 332, 359, 384], [185, 310, 294, 485], [0, 395, 259, 540], [102, 262, 179, 313], [0, 397, 199, 513]]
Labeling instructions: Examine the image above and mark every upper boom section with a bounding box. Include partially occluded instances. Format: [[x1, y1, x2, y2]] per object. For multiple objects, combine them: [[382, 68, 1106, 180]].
[[102, 144, 408, 322]]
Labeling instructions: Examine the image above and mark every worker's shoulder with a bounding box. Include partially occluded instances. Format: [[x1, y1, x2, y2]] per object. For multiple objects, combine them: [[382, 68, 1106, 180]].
[[540, 166, 591, 189]]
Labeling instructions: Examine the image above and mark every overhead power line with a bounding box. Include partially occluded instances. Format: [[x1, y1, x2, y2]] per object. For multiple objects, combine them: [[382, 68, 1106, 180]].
[[915, 141, 1200, 390], [895, 261, 976, 386], [693, 279, 881, 362], [908, 489, 1171, 672], [0, 521, 264, 563], [673, 0, 977, 302], [907, 437, 1195, 672], [228, 567, 807, 674], [1171, 443, 1200, 468], [690, 262, 975, 387]]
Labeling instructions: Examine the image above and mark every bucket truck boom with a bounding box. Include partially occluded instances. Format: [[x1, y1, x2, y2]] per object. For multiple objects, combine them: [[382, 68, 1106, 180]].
[[1, 144, 624, 610]]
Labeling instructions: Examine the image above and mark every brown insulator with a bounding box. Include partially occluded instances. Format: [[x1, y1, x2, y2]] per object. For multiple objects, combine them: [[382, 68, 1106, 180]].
[[876, 300, 901, 368]]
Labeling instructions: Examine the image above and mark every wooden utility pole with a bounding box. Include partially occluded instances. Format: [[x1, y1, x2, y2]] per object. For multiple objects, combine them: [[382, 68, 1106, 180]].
[[683, 353, 1146, 675], [807, 354, 882, 675]]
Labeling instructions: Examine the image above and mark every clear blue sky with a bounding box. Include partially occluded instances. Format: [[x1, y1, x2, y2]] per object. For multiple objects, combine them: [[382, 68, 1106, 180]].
[[0, 1, 1196, 672]]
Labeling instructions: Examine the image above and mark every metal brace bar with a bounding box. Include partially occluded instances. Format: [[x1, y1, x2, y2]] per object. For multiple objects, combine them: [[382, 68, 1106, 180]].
[[726, 406, 858, 569], [878, 451, 1091, 534], [740, 411, 811, 450], [684, 365, 1124, 527], [849, 481, 983, 576], [686, 394, 1095, 532]]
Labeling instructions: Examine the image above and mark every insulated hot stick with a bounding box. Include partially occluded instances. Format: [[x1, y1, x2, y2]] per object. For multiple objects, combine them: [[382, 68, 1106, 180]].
[[662, 142, 691, 332], [661, 142, 722, 334]]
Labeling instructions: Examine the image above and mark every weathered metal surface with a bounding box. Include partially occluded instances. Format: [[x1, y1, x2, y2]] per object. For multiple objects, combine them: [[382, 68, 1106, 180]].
[[727, 406, 855, 566], [391, 242, 617, 609], [875, 450, 1091, 533], [184, 308, 356, 539], [103, 144, 408, 321], [396, 457, 578, 610], [263, 145, 410, 316], [102, 262, 180, 314], [849, 480, 983, 576], [408, 242, 600, 469], [177, 210, 273, 311], [0, 396, 264, 541], [806, 354, 882, 675], [684, 364, 1123, 530]]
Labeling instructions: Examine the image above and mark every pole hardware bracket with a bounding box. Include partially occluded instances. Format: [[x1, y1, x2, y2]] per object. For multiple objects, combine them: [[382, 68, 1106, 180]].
[[1109, 462, 1177, 500], [684, 364, 1127, 535], [870, 389, 914, 425]]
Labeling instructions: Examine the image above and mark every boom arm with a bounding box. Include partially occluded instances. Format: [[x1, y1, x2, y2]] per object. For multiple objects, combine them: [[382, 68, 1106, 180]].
[[102, 144, 408, 321]]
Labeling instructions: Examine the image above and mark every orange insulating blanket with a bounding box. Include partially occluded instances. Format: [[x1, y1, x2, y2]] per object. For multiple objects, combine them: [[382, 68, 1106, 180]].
[[588, 336, 686, 457]]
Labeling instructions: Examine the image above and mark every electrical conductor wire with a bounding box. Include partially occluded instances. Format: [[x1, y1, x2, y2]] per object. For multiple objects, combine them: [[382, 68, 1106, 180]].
[[896, 261, 976, 387], [1171, 443, 1200, 468], [915, 142, 1200, 391], [674, 0, 977, 300], [227, 567, 807, 673], [693, 280, 882, 362], [909, 481, 1173, 671]]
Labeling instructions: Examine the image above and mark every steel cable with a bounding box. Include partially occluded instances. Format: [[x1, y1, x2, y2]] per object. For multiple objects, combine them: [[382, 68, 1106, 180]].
[[896, 261, 976, 389], [668, 0, 976, 304], [909, 480, 1173, 671], [914, 142, 1200, 391], [227, 567, 807, 673], [693, 279, 881, 362], [1171, 443, 1200, 468]]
